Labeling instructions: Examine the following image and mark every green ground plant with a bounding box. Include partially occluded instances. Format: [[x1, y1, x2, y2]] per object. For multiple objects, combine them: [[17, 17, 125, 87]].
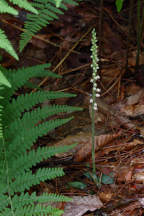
[[0, 63, 82, 215]]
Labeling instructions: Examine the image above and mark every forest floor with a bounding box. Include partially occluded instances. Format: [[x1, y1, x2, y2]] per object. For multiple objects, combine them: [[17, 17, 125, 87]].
[[2, 0, 144, 215]]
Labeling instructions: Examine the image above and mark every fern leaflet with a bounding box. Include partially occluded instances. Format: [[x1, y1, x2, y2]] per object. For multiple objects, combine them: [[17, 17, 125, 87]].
[[0, 0, 18, 15], [20, 0, 79, 51], [0, 29, 18, 60]]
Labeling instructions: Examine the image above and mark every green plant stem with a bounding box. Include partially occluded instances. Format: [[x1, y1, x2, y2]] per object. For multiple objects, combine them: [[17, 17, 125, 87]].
[[91, 97, 96, 173]]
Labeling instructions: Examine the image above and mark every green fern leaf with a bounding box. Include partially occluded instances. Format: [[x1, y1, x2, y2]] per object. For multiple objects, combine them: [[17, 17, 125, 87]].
[[4, 91, 76, 123], [0, 195, 8, 212], [0, 63, 61, 96], [12, 192, 71, 208], [9, 0, 38, 14], [15, 204, 64, 216], [19, 0, 78, 51], [1, 204, 64, 216], [9, 168, 64, 194], [63, 0, 78, 6], [7, 105, 82, 139], [9, 144, 76, 178], [0, 0, 18, 15], [0, 56, 82, 214], [0, 29, 18, 60], [0, 69, 11, 88], [6, 117, 73, 161], [0, 78, 10, 140], [55, 0, 62, 7]]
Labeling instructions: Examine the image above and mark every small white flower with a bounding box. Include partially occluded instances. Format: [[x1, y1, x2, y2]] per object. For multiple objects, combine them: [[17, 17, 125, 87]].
[[94, 104, 98, 110], [90, 98, 93, 103], [95, 75, 100, 80], [96, 88, 101, 92], [96, 93, 100, 97]]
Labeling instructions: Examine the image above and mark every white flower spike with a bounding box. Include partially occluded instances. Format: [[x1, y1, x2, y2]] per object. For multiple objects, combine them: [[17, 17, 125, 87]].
[[90, 28, 101, 110]]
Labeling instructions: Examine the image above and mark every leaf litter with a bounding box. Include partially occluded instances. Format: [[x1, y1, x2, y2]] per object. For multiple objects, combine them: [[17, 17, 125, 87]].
[[2, 0, 144, 215]]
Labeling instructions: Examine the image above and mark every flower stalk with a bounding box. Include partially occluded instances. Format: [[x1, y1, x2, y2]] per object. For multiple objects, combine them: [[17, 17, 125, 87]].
[[90, 29, 100, 173]]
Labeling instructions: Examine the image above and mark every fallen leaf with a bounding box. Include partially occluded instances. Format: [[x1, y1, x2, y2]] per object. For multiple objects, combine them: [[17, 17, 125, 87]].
[[133, 171, 144, 183], [115, 89, 144, 117], [110, 201, 141, 216], [102, 139, 143, 155], [126, 90, 143, 105], [99, 190, 113, 202], [74, 132, 121, 162], [55, 132, 92, 159], [116, 166, 133, 183], [63, 195, 103, 216]]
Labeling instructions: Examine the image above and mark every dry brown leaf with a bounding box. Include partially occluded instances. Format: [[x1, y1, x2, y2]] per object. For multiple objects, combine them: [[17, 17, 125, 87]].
[[99, 191, 113, 202], [133, 164, 144, 183], [110, 201, 141, 216], [139, 127, 144, 137], [132, 104, 144, 116], [74, 132, 120, 162], [116, 166, 133, 183], [63, 195, 103, 216], [115, 89, 144, 117], [115, 115, 136, 129], [125, 83, 141, 96], [119, 104, 144, 117], [126, 90, 143, 105], [55, 132, 92, 159], [131, 157, 144, 165], [95, 132, 121, 150], [101, 139, 143, 155], [128, 51, 144, 66], [133, 172, 144, 183]]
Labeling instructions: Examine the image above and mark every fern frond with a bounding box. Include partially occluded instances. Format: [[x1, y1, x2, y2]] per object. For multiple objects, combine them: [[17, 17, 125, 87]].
[[0, 85, 4, 140], [6, 117, 73, 160], [0, 203, 64, 216], [0, 57, 81, 214], [0, 195, 9, 212], [55, 0, 63, 7], [19, 0, 79, 51], [0, 73, 11, 141], [1, 192, 70, 216], [4, 91, 76, 123], [15, 204, 64, 216], [0, 69, 11, 88], [9, 144, 76, 178], [0, 63, 61, 97], [0, 29, 18, 60], [8, 0, 38, 14], [0, 0, 18, 15], [9, 168, 64, 194], [12, 192, 71, 208], [7, 105, 82, 140], [63, 0, 78, 6], [0, 0, 37, 60]]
